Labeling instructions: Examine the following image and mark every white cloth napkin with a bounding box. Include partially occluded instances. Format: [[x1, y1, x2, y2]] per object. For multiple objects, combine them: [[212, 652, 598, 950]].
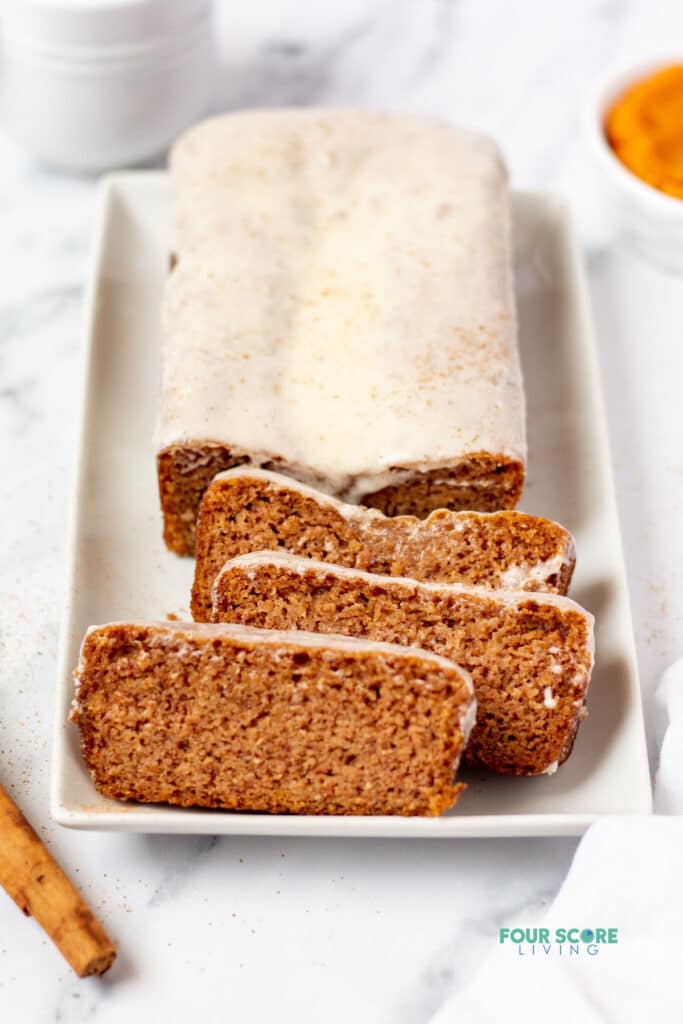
[[431, 658, 683, 1024]]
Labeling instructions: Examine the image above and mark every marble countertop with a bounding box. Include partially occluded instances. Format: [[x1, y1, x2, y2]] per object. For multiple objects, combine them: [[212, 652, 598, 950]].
[[1, 1, 682, 1019]]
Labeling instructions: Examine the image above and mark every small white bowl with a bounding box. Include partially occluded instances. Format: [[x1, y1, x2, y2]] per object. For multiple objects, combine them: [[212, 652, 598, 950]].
[[586, 56, 683, 274], [0, 0, 215, 173]]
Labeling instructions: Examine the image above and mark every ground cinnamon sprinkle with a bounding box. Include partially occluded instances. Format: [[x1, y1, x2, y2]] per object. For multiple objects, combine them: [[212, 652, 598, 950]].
[[605, 64, 683, 199]]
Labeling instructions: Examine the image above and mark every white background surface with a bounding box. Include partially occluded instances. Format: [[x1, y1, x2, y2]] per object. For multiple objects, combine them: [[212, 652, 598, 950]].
[[0, 1, 682, 1020]]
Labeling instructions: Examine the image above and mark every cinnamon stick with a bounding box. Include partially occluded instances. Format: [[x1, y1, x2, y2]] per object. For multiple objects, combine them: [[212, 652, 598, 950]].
[[0, 783, 116, 977]]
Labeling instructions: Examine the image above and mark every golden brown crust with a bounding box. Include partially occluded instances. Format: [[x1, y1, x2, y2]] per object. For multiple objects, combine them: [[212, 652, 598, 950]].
[[190, 471, 573, 621], [158, 446, 525, 557], [72, 623, 472, 817], [211, 558, 593, 776]]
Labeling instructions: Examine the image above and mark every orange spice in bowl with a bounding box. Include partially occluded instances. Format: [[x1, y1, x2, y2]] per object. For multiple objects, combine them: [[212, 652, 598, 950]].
[[605, 64, 683, 199]]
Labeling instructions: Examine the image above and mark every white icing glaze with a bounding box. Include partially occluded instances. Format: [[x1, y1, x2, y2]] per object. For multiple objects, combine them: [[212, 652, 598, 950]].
[[541, 760, 559, 776], [459, 693, 478, 747], [498, 553, 572, 591], [543, 686, 558, 709], [156, 110, 525, 499], [214, 549, 595, 627]]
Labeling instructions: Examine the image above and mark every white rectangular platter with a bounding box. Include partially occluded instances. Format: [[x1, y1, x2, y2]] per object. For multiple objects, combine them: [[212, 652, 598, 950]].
[[51, 173, 652, 837]]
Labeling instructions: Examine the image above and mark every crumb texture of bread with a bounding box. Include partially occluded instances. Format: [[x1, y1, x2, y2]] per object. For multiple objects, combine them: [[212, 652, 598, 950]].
[[159, 449, 524, 558], [158, 450, 524, 561], [211, 554, 594, 776], [156, 110, 525, 555], [190, 469, 574, 620], [72, 623, 473, 817]]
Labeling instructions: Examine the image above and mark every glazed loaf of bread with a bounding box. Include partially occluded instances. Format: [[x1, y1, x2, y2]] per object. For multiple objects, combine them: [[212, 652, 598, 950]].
[[191, 468, 575, 620], [157, 110, 525, 555]]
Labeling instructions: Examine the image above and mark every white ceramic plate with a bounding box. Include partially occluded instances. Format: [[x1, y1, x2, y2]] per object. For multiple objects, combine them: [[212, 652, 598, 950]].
[[50, 174, 652, 837]]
